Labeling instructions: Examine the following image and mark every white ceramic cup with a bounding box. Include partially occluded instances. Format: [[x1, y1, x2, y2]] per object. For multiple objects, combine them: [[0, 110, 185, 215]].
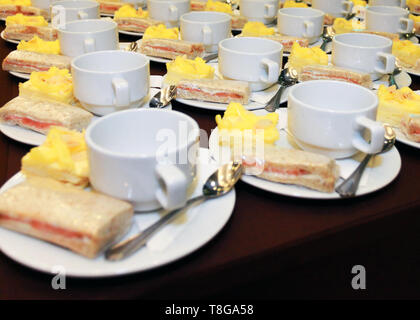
[[147, 0, 191, 28], [277, 7, 325, 44], [32, 0, 57, 10], [366, 5, 413, 34], [240, 0, 280, 25], [288, 80, 385, 159], [369, 0, 406, 8], [51, 0, 99, 26], [71, 50, 150, 115], [180, 11, 231, 53], [218, 37, 283, 91], [311, 0, 353, 18], [85, 109, 199, 212], [332, 33, 395, 81], [58, 19, 118, 57]]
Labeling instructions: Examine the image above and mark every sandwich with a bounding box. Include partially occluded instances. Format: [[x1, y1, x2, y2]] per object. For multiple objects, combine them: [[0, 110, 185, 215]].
[[96, 0, 130, 14], [238, 33, 309, 52], [191, 0, 206, 11], [0, 176, 133, 258], [237, 144, 339, 193], [3, 24, 58, 41], [114, 16, 163, 33], [231, 15, 247, 30], [299, 65, 373, 89], [177, 79, 251, 104], [0, 5, 48, 20], [139, 38, 205, 60], [401, 114, 420, 143], [358, 30, 399, 41], [2, 50, 71, 74], [0, 96, 93, 134]]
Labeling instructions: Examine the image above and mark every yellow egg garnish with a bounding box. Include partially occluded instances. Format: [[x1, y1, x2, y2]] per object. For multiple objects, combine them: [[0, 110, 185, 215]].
[[165, 56, 214, 85], [114, 4, 148, 19], [241, 22, 275, 37], [392, 39, 420, 69], [6, 13, 48, 27], [283, 0, 308, 8], [21, 127, 89, 187], [332, 17, 365, 34], [0, 0, 31, 6], [216, 102, 279, 146], [19, 67, 74, 105], [17, 36, 60, 55], [143, 24, 179, 40], [351, 0, 367, 6], [288, 42, 328, 73], [205, 0, 232, 14], [410, 14, 420, 22], [407, 0, 420, 11]]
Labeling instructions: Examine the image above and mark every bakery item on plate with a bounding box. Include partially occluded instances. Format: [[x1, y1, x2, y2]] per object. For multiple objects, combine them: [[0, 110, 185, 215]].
[[21, 127, 89, 187], [299, 65, 372, 89], [3, 13, 57, 41], [0, 176, 133, 258], [177, 79, 251, 104], [96, 0, 131, 14], [407, 0, 420, 15], [165, 56, 215, 85], [376, 85, 420, 128], [2, 50, 71, 73], [231, 15, 247, 29], [139, 38, 205, 59], [0, 95, 93, 134], [191, 0, 206, 11], [401, 114, 420, 142], [113, 4, 163, 33], [142, 24, 179, 40], [288, 42, 328, 73], [0, 0, 48, 20], [239, 144, 339, 193], [392, 39, 420, 71]]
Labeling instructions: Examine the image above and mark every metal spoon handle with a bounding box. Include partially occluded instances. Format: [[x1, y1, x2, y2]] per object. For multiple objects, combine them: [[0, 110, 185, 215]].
[[105, 195, 206, 261], [335, 154, 373, 198], [265, 85, 283, 112], [203, 53, 218, 62], [320, 38, 331, 52]]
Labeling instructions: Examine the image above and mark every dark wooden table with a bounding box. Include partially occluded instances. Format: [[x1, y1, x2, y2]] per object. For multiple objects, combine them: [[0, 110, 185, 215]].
[[0, 27, 420, 300]]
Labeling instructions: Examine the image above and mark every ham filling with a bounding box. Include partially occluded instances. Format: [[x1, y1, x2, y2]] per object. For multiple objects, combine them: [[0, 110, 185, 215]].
[[242, 159, 310, 176], [0, 213, 89, 239], [146, 44, 202, 55], [3, 114, 61, 130], [301, 71, 364, 85], [118, 21, 149, 32], [4, 59, 49, 71], [178, 86, 243, 100]]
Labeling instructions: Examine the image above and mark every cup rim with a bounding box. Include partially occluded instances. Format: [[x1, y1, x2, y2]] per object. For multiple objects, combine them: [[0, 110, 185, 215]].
[[288, 80, 378, 114], [333, 32, 393, 49], [72, 50, 149, 74], [278, 7, 325, 18], [180, 11, 232, 24], [51, 0, 99, 9], [85, 109, 200, 159], [366, 5, 408, 15], [219, 36, 283, 56], [58, 18, 116, 33]]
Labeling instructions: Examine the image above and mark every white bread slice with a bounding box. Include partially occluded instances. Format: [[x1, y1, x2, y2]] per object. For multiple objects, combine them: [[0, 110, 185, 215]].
[[238, 34, 309, 52], [177, 79, 250, 104], [0, 96, 93, 134], [140, 38, 205, 60], [299, 65, 373, 89], [114, 17, 163, 33], [401, 114, 420, 143], [234, 144, 339, 193], [0, 5, 49, 19], [2, 50, 72, 74], [0, 176, 133, 258], [3, 24, 57, 41]]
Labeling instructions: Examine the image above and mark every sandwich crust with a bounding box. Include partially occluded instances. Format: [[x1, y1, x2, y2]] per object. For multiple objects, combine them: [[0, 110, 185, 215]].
[[0, 5, 49, 19], [401, 114, 420, 142], [140, 38, 205, 59], [3, 24, 57, 41], [114, 17, 163, 33]]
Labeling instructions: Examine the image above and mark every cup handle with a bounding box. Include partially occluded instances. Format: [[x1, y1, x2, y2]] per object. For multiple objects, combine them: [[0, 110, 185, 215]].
[[341, 1, 353, 15], [302, 20, 314, 38], [169, 5, 178, 22], [374, 52, 396, 75], [112, 77, 130, 108], [202, 26, 212, 45], [352, 116, 385, 154], [260, 58, 280, 83], [84, 37, 95, 52], [398, 18, 414, 34], [78, 10, 88, 19], [264, 4, 275, 19], [155, 164, 188, 210]]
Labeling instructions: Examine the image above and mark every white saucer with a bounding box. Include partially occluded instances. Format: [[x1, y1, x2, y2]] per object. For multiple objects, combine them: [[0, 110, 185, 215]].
[[209, 108, 401, 199], [8, 71, 30, 80], [0, 148, 236, 278], [0, 30, 19, 44], [118, 29, 143, 37], [0, 87, 170, 146]]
